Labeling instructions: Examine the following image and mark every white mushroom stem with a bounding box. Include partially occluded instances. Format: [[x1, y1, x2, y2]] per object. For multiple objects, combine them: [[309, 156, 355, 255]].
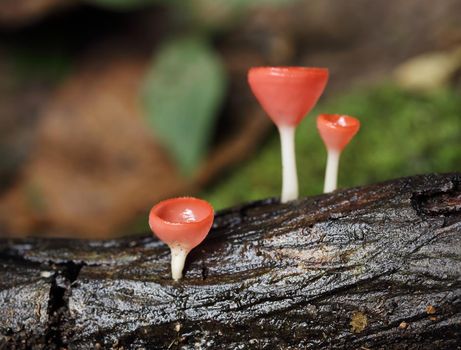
[[169, 245, 189, 281], [278, 125, 299, 203], [323, 148, 341, 193]]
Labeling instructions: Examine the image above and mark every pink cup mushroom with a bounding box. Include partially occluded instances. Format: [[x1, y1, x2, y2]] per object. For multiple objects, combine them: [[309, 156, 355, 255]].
[[149, 197, 214, 281], [248, 66, 329, 202], [317, 114, 360, 193]]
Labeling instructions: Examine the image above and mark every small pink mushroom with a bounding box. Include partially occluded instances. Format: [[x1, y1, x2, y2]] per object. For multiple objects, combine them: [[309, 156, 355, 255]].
[[317, 114, 360, 193], [149, 197, 214, 281], [248, 66, 329, 202]]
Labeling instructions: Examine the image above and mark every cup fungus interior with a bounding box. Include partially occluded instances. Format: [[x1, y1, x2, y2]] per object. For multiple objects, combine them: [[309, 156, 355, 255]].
[[152, 197, 213, 225], [317, 114, 360, 151], [319, 114, 360, 129], [149, 197, 214, 249]]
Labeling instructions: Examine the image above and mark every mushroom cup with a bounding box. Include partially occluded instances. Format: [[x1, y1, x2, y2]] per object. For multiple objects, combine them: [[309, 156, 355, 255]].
[[149, 197, 214, 281], [248, 66, 329, 202]]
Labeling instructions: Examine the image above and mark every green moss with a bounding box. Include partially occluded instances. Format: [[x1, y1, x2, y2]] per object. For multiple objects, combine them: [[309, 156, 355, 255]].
[[202, 84, 461, 210]]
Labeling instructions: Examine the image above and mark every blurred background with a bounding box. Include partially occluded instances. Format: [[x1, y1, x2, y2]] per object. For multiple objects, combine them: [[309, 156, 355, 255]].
[[0, 0, 460, 238]]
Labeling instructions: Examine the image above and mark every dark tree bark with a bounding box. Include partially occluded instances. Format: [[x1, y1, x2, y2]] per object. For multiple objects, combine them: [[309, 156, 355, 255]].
[[1, 173, 460, 350]]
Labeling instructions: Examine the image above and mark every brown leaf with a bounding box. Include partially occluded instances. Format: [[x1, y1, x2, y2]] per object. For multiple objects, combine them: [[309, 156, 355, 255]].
[[0, 46, 269, 238]]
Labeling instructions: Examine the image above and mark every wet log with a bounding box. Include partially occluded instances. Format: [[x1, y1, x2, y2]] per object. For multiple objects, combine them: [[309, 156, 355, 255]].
[[1, 173, 460, 349]]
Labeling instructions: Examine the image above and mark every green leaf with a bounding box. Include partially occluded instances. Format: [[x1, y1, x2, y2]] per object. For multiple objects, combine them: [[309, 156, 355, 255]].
[[142, 37, 226, 175]]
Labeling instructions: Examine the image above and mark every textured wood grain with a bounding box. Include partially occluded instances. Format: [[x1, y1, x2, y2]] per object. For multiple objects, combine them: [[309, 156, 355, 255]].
[[1, 173, 460, 349]]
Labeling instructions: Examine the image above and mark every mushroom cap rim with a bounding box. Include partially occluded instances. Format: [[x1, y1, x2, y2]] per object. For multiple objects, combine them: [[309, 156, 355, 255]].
[[149, 197, 214, 227], [317, 114, 360, 130], [249, 66, 329, 78]]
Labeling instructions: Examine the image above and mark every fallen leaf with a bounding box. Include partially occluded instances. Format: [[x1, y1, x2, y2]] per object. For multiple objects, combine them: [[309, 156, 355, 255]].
[[394, 47, 461, 92], [143, 37, 226, 175]]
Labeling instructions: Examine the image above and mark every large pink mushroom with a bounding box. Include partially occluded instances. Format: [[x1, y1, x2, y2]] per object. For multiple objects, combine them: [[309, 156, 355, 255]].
[[248, 66, 329, 202]]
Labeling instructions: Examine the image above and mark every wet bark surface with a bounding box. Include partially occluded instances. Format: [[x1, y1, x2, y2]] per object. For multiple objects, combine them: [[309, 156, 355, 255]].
[[1, 173, 460, 349]]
